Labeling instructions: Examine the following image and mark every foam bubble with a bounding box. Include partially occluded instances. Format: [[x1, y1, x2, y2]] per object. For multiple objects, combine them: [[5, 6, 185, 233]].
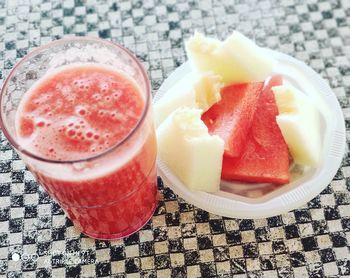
[[55, 83, 63, 90], [67, 129, 76, 137], [111, 112, 124, 121], [36, 121, 45, 128], [100, 82, 109, 94], [86, 131, 93, 138], [62, 85, 72, 95], [113, 91, 122, 100], [34, 92, 52, 106], [77, 108, 86, 116], [92, 93, 102, 101], [56, 99, 63, 109], [34, 117, 50, 128]]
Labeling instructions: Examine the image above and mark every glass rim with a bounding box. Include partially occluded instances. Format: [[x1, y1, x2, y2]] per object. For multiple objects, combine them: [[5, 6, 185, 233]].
[[0, 36, 151, 164]]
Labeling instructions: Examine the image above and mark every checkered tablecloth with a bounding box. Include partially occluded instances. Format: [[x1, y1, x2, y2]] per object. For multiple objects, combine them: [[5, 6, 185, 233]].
[[1, 0, 350, 277]]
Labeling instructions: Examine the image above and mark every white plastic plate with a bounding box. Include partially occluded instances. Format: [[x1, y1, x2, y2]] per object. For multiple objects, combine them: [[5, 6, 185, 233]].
[[154, 49, 346, 219]]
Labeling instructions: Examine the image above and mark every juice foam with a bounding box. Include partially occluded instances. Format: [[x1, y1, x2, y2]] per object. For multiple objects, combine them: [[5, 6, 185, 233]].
[[16, 63, 144, 161]]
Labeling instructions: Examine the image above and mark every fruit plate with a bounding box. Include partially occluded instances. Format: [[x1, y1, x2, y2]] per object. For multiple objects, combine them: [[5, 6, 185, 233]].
[[154, 49, 346, 219]]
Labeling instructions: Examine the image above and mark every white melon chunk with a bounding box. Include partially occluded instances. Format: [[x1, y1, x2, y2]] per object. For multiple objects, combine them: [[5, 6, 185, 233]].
[[185, 31, 276, 84], [154, 72, 222, 127], [272, 85, 321, 166], [157, 107, 224, 192]]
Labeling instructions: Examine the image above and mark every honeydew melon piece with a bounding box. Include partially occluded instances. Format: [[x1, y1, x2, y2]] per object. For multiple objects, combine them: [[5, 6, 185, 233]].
[[272, 85, 321, 166], [154, 72, 222, 127], [157, 107, 224, 192], [185, 31, 276, 84]]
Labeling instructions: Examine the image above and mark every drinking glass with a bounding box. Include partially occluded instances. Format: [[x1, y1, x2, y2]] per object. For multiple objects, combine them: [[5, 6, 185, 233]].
[[0, 37, 158, 239]]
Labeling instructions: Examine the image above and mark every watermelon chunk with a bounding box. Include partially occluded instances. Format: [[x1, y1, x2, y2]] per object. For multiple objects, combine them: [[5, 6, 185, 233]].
[[221, 75, 290, 185], [201, 82, 263, 157]]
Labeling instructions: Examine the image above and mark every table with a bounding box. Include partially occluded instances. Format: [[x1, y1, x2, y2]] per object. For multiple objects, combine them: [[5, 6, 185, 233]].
[[1, 0, 350, 277]]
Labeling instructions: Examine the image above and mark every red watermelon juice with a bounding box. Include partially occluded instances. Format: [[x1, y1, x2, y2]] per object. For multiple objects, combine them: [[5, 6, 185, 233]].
[[15, 64, 158, 239]]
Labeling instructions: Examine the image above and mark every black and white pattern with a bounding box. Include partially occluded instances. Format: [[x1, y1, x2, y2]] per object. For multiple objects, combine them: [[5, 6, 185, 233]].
[[1, 0, 350, 277]]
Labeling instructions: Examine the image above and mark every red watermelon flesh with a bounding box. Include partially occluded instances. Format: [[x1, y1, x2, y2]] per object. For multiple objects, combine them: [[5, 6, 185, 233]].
[[201, 82, 263, 157], [221, 75, 290, 185]]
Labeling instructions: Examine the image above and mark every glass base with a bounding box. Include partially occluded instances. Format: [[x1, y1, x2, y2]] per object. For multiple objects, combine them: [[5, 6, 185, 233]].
[[79, 199, 158, 240]]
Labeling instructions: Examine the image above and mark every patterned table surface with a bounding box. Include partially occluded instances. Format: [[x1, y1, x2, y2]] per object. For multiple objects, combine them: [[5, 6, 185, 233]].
[[1, 0, 350, 277]]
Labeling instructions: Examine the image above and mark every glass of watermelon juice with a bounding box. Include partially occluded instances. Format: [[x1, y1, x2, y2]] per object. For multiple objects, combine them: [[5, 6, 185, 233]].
[[0, 37, 158, 239]]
